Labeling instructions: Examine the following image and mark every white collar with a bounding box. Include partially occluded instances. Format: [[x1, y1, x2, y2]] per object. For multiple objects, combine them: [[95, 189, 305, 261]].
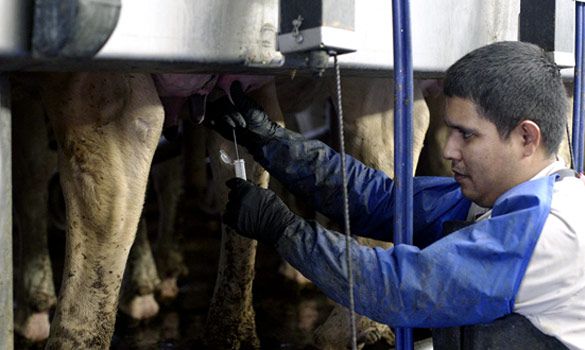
[[467, 160, 568, 222], [530, 160, 567, 179]]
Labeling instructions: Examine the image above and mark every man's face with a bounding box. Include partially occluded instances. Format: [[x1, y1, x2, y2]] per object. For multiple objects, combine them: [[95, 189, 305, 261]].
[[442, 97, 523, 207]]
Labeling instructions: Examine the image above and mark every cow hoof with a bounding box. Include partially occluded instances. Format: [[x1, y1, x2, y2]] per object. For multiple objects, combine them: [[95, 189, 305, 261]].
[[314, 307, 395, 350], [355, 325, 395, 349], [119, 294, 160, 320], [279, 262, 312, 286], [157, 277, 180, 301], [14, 311, 50, 343], [161, 311, 180, 340]]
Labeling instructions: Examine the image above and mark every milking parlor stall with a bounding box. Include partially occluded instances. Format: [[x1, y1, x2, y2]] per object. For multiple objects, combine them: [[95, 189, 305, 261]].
[[1, 0, 583, 349]]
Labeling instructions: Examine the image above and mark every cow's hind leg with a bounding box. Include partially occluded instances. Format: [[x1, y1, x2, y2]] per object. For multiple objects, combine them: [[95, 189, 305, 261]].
[[119, 214, 161, 320], [11, 78, 57, 343], [204, 80, 284, 349], [151, 155, 189, 301], [41, 73, 163, 349]]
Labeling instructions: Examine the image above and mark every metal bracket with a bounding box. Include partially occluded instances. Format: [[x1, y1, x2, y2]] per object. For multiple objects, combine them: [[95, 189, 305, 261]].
[[520, 0, 575, 67], [278, 0, 356, 54], [291, 15, 304, 44]]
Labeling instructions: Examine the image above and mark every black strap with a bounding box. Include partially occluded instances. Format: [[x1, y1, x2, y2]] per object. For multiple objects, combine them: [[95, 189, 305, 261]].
[[432, 313, 568, 350], [434, 202, 570, 349]]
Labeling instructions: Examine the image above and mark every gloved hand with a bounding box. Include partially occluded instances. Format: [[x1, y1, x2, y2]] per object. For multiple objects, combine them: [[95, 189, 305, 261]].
[[207, 81, 280, 154], [223, 177, 298, 246]]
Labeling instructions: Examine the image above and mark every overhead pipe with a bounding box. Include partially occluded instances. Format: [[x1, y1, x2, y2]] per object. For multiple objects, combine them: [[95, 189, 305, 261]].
[[392, 0, 414, 349], [573, 1, 585, 173]]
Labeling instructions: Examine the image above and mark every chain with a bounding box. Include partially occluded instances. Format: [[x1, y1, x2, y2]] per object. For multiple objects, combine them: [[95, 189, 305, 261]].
[[331, 52, 358, 350]]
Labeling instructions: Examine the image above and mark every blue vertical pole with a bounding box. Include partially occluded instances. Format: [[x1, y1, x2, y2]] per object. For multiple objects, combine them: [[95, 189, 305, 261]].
[[392, 0, 414, 349], [573, 1, 585, 173]]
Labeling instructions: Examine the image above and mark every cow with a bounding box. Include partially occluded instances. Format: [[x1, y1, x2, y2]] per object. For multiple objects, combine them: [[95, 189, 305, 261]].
[[11, 71, 434, 349], [36, 72, 164, 348], [11, 74, 172, 344], [10, 72, 275, 349]]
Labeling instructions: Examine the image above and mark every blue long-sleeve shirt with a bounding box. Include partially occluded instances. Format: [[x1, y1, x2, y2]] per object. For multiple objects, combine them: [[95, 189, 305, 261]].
[[254, 130, 554, 328]]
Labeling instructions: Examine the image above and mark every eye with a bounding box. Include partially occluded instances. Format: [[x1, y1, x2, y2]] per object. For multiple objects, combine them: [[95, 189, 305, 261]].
[[446, 125, 475, 140], [461, 130, 474, 140]]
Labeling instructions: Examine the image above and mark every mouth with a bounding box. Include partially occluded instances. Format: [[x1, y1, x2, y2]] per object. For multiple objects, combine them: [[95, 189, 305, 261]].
[[452, 170, 468, 182]]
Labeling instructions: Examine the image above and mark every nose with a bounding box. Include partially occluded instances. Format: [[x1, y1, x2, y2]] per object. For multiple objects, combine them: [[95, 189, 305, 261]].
[[442, 131, 460, 161]]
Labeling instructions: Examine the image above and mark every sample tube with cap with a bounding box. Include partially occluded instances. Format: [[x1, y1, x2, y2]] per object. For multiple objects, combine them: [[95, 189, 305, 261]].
[[233, 158, 247, 180], [232, 128, 246, 180]]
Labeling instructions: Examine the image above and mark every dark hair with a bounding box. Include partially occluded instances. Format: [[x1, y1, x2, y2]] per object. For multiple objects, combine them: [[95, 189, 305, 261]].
[[444, 41, 568, 155]]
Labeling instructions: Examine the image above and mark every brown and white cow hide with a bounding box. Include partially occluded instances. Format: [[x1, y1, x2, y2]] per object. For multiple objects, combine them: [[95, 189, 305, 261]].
[[11, 74, 170, 345], [39, 72, 164, 348], [150, 155, 189, 302], [10, 71, 279, 349], [416, 79, 452, 177]]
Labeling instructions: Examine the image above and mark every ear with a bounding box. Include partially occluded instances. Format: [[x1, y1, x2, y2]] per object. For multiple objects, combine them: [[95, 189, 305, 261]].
[[515, 120, 541, 157]]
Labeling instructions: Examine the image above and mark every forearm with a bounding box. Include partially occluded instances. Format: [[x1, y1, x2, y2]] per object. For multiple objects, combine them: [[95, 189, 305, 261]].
[[255, 128, 396, 239], [255, 130, 470, 243], [277, 222, 513, 327]]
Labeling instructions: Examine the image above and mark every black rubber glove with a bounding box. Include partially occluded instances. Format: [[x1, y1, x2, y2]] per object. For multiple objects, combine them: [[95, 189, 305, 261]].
[[207, 81, 281, 154], [223, 178, 298, 246]]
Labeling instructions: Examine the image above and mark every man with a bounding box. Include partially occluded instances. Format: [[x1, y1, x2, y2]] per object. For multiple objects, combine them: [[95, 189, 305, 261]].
[[208, 41, 585, 349]]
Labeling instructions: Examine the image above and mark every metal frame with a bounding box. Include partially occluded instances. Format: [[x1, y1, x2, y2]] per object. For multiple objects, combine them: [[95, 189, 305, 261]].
[[392, 1, 414, 348], [1, 0, 527, 76], [0, 75, 13, 350], [573, 1, 585, 173], [0, 2, 583, 349]]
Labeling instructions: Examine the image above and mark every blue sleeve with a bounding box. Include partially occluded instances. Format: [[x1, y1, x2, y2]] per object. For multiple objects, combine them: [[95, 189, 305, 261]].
[[257, 131, 470, 244], [275, 176, 554, 328]]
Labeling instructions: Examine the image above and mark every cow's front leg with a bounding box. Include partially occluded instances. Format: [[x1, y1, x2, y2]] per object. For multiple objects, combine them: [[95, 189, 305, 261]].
[[41, 73, 163, 349]]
